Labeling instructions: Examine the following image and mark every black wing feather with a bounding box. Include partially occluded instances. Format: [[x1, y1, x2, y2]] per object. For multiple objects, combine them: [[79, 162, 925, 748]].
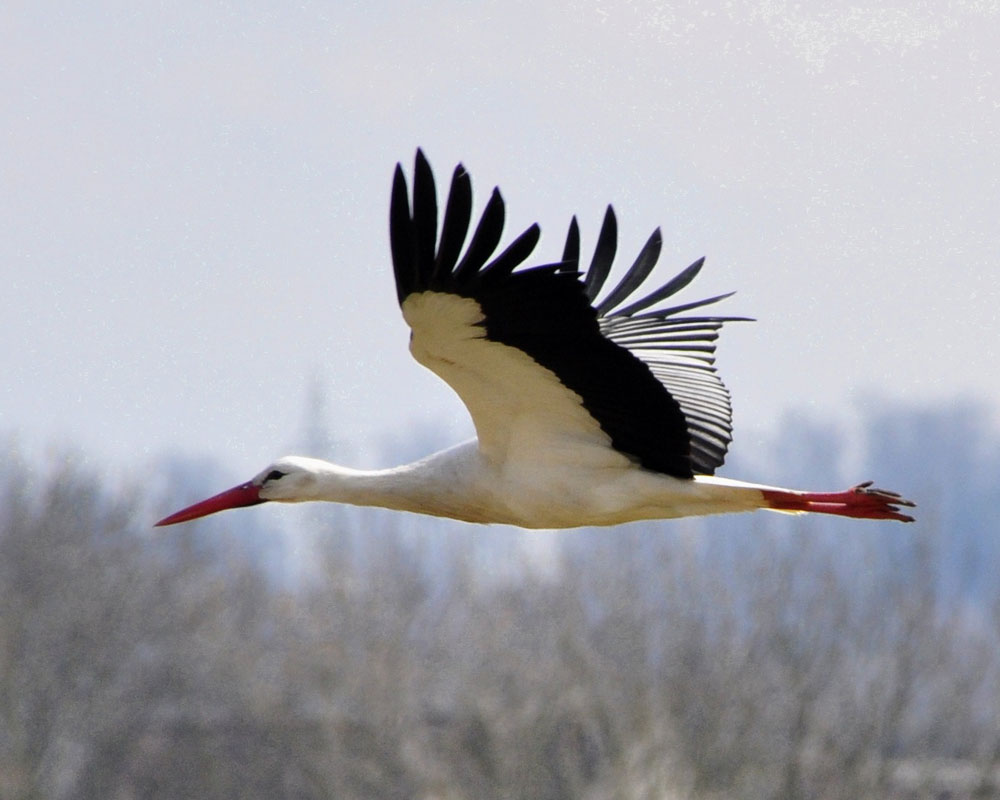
[[452, 188, 506, 283], [389, 165, 415, 303], [412, 151, 438, 287], [561, 217, 580, 269], [481, 223, 541, 280], [433, 166, 472, 280], [594, 228, 662, 315], [582, 206, 617, 301], [609, 257, 706, 317]]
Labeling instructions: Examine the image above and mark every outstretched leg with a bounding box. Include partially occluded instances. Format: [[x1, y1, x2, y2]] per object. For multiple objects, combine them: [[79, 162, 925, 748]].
[[760, 481, 916, 522]]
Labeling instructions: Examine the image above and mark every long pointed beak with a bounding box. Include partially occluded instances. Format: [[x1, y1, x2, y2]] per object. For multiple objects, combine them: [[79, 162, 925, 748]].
[[155, 481, 265, 527]]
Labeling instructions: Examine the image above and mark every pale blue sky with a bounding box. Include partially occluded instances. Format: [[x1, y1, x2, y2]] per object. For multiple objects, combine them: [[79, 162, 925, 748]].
[[4, 1, 998, 479]]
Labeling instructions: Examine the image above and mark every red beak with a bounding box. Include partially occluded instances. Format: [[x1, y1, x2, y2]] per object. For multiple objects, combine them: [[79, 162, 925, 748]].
[[155, 481, 265, 527]]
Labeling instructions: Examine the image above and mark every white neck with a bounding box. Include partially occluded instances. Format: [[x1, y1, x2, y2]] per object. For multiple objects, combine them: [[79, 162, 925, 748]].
[[273, 445, 494, 523], [314, 463, 444, 513]]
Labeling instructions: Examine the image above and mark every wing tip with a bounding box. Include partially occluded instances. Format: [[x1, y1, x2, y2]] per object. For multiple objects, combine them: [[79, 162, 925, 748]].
[[391, 152, 546, 302]]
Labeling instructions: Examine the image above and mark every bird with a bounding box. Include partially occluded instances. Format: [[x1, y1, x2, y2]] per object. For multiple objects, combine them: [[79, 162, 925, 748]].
[[156, 150, 915, 528]]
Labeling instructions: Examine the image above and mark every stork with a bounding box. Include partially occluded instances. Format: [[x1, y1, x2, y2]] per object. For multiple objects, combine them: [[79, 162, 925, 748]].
[[156, 151, 914, 528]]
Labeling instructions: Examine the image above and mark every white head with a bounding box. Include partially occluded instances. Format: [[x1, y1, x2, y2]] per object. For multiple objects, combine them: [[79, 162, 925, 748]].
[[254, 456, 341, 502], [155, 455, 335, 526]]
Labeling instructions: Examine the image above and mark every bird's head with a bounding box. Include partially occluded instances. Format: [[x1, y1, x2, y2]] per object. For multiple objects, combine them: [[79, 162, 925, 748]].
[[155, 456, 325, 526]]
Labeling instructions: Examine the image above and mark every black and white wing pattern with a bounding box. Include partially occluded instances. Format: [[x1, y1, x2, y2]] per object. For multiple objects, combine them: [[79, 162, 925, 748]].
[[389, 150, 747, 479], [559, 210, 749, 475]]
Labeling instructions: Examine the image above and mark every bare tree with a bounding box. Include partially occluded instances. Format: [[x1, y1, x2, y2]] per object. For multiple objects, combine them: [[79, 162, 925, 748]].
[[2, 415, 999, 799]]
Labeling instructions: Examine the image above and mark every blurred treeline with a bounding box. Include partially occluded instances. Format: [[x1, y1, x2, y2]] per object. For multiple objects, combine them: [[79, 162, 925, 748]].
[[2, 400, 999, 799]]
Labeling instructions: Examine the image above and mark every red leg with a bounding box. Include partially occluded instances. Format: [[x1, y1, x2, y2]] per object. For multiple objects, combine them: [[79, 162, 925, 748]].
[[761, 481, 916, 522]]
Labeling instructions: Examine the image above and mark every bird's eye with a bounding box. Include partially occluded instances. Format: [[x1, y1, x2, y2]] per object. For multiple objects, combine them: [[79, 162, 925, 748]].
[[265, 470, 286, 482]]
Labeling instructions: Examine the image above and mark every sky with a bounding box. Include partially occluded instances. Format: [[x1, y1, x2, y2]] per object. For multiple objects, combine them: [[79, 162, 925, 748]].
[[3, 0, 999, 483]]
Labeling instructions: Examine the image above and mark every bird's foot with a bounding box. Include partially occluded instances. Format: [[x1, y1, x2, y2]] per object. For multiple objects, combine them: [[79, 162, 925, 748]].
[[761, 481, 916, 522]]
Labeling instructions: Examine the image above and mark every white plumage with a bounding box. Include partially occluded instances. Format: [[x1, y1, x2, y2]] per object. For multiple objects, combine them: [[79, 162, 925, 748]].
[[157, 151, 914, 528]]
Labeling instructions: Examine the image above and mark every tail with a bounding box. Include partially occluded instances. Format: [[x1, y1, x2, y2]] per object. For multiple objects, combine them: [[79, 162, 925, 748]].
[[695, 476, 916, 523]]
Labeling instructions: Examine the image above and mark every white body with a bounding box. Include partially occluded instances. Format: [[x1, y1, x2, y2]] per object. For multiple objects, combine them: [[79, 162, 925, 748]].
[[261, 443, 771, 528]]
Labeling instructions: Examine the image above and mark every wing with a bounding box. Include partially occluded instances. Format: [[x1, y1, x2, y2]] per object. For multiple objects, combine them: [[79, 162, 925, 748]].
[[561, 212, 750, 474], [389, 150, 747, 478]]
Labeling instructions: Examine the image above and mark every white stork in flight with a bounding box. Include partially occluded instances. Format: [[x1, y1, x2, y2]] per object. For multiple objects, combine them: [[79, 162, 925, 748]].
[[157, 151, 914, 528]]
